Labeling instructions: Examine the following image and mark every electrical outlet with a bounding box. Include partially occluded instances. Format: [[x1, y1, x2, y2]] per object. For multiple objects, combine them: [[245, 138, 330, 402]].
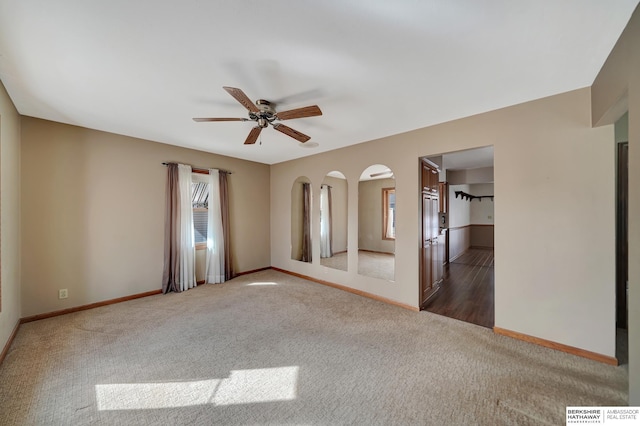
[[58, 289, 68, 299]]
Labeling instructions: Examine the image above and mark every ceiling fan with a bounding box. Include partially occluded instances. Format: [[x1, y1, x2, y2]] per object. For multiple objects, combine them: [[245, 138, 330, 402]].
[[193, 86, 323, 145]]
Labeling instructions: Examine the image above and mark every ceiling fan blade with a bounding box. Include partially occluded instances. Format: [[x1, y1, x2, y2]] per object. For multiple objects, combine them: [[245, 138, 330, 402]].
[[272, 123, 311, 143], [223, 86, 259, 113], [276, 105, 322, 121], [244, 126, 262, 145], [193, 117, 248, 122]]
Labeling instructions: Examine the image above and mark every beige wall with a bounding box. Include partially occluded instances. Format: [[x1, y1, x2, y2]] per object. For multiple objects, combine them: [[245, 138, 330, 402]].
[[0, 80, 21, 353], [448, 167, 494, 185], [271, 87, 615, 359], [358, 178, 395, 254], [20, 117, 270, 317], [592, 4, 640, 405]]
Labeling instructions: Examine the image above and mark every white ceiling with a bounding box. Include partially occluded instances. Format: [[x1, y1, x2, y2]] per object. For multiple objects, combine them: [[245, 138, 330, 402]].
[[0, 1, 637, 165], [442, 146, 494, 171]]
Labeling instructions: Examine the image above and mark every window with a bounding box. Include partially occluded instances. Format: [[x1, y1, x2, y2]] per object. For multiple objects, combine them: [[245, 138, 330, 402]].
[[383, 188, 395, 240], [193, 208, 208, 244], [192, 178, 209, 249]]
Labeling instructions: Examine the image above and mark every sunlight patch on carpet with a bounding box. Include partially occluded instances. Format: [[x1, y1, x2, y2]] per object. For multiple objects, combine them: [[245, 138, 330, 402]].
[[246, 281, 279, 286], [95, 366, 298, 410]]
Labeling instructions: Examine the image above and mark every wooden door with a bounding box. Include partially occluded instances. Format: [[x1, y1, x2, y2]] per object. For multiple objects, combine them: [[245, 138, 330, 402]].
[[430, 195, 442, 289], [421, 192, 434, 302], [420, 160, 442, 306]]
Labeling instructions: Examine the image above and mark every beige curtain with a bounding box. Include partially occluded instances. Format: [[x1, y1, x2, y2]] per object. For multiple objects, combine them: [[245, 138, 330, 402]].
[[219, 171, 234, 280], [162, 163, 181, 293], [301, 182, 312, 263]]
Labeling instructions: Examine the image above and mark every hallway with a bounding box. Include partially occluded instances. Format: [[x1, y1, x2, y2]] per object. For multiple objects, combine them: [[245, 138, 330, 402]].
[[423, 248, 494, 328]]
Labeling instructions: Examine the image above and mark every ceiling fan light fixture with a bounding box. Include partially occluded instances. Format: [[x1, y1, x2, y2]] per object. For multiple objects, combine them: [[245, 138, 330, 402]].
[[255, 99, 275, 114]]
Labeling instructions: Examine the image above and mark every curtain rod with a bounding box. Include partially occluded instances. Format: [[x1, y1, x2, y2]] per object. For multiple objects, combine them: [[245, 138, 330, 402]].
[[162, 162, 232, 174]]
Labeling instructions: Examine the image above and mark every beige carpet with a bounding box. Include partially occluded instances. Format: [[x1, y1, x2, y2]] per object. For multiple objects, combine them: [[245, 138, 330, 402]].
[[357, 251, 395, 281], [320, 251, 348, 271], [0, 270, 627, 425]]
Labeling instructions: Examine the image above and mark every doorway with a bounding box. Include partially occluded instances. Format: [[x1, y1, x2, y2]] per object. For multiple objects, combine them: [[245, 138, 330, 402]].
[[617, 141, 628, 330], [615, 111, 628, 365], [419, 147, 495, 329]]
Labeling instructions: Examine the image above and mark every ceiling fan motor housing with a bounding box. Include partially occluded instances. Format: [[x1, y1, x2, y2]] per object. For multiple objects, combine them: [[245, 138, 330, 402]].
[[256, 99, 275, 114], [252, 99, 276, 127]]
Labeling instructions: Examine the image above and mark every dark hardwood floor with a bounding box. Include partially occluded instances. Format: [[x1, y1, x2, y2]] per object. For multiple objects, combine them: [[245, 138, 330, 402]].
[[424, 248, 494, 328]]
